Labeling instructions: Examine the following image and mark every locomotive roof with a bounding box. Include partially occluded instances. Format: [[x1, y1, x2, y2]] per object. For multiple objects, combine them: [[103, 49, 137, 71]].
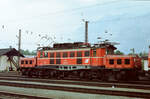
[[37, 42, 117, 51]]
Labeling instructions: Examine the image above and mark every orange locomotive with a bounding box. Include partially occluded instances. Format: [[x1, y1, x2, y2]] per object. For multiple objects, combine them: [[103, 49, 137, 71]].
[[20, 42, 141, 80]]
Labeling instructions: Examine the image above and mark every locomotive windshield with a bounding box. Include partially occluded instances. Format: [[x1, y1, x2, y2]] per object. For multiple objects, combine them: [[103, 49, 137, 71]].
[[106, 48, 114, 55]]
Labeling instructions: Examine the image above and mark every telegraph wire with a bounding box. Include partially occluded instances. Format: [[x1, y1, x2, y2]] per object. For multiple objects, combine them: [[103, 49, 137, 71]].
[[1, 0, 120, 24]]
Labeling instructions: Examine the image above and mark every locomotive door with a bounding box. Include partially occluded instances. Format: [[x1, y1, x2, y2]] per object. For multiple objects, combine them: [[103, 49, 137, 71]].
[[77, 51, 82, 64], [91, 49, 99, 66], [91, 48, 105, 66]]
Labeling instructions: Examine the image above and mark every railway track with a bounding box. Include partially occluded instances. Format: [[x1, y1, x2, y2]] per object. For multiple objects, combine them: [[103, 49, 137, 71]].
[[1, 72, 150, 84], [1, 71, 150, 85], [0, 76, 150, 98], [0, 91, 50, 99], [0, 76, 150, 90], [0, 72, 150, 98]]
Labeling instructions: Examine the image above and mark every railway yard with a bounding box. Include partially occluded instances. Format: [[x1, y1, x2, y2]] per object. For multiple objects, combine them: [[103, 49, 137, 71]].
[[0, 72, 149, 99], [1, 0, 150, 99]]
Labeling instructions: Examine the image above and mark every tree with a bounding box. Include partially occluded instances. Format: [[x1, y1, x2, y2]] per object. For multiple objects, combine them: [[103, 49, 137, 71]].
[[114, 50, 124, 55], [138, 52, 148, 57], [20, 49, 36, 55]]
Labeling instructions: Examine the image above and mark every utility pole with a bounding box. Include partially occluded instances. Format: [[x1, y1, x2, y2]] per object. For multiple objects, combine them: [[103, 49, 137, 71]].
[[85, 21, 89, 43], [18, 29, 21, 67], [130, 48, 135, 55]]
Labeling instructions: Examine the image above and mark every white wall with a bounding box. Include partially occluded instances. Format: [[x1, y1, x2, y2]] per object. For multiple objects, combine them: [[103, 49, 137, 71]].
[[0, 55, 18, 71], [143, 60, 148, 71], [0, 56, 9, 71]]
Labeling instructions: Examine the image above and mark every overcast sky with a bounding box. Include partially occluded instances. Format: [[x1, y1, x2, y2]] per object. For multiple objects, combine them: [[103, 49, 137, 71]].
[[0, 0, 150, 53]]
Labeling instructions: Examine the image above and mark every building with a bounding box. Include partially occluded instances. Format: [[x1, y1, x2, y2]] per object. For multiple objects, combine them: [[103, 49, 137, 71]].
[[0, 48, 24, 71], [141, 56, 149, 71]]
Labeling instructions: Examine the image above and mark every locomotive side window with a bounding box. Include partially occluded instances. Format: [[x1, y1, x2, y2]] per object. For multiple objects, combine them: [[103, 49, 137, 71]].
[[117, 59, 122, 64], [109, 59, 114, 65], [21, 60, 24, 64], [25, 60, 28, 64], [125, 59, 130, 64], [77, 52, 82, 57], [56, 52, 61, 58], [44, 52, 48, 57], [70, 52, 75, 57], [50, 59, 54, 64], [84, 51, 90, 57], [29, 60, 32, 64], [50, 53, 54, 58], [56, 59, 61, 64], [63, 52, 68, 57]]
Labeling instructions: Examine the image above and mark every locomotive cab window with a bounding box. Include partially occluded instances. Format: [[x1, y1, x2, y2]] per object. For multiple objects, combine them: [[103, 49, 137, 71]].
[[40, 51, 43, 58], [77, 52, 82, 57], [70, 52, 75, 57], [125, 59, 130, 64], [106, 49, 114, 55], [117, 59, 122, 65], [109, 59, 114, 65], [56, 52, 61, 58], [84, 51, 90, 57], [63, 52, 68, 57], [44, 52, 48, 57]]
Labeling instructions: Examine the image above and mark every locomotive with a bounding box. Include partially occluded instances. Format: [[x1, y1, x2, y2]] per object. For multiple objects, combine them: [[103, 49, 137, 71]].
[[19, 41, 143, 81]]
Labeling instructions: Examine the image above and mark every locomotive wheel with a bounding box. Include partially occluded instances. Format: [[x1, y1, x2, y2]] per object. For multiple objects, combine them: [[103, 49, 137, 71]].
[[42, 70, 49, 78], [38, 70, 43, 78], [21, 68, 27, 76], [80, 71, 92, 80], [27, 70, 33, 78], [115, 71, 127, 81], [100, 71, 109, 81], [57, 71, 65, 79], [101, 74, 109, 81], [79, 72, 86, 79], [47, 71, 53, 78], [115, 73, 122, 81]]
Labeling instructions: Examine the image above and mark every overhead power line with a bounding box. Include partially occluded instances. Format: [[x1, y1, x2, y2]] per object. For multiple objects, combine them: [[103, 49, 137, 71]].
[[4, 0, 120, 23]]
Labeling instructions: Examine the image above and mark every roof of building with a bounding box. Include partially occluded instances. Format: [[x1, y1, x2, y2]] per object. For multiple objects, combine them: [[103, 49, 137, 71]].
[[0, 48, 24, 57]]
